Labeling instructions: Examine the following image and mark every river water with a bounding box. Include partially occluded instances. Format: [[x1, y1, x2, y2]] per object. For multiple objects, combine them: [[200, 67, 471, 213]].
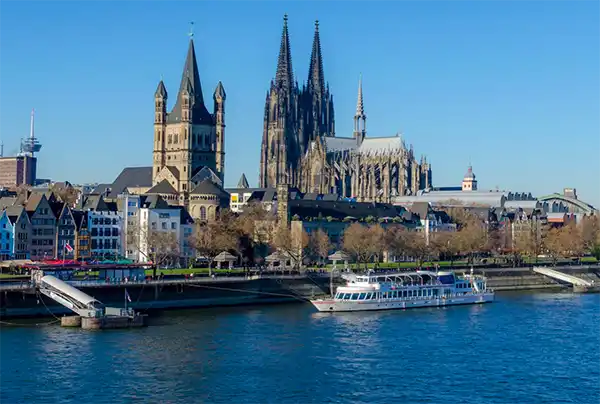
[[1, 291, 598, 404]]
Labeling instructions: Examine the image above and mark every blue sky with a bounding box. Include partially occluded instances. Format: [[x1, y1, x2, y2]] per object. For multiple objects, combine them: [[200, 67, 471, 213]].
[[1, 1, 598, 206]]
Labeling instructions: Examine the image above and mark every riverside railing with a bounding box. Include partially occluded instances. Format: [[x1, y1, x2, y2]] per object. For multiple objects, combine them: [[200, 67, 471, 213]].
[[0, 272, 332, 291]]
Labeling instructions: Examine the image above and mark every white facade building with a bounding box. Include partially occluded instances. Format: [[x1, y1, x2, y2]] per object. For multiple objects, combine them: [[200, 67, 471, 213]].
[[118, 194, 141, 261], [137, 206, 180, 264], [119, 195, 195, 265]]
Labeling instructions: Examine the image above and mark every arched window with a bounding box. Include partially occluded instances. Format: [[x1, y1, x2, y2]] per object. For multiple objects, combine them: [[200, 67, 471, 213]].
[[200, 206, 207, 221], [168, 135, 172, 144], [174, 134, 179, 144]]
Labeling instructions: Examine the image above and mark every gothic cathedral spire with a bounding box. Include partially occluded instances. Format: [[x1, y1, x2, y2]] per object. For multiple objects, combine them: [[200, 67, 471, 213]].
[[353, 74, 366, 143], [307, 20, 325, 98], [275, 14, 294, 94]]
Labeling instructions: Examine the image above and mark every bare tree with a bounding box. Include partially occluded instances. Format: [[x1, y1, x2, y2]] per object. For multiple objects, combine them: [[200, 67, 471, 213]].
[[272, 223, 309, 269], [309, 229, 331, 265], [430, 231, 461, 265], [342, 223, 384, 270], [442, 203, 480, 229], [50, 184, 80, 207], [456, 221, 487, 264], [189, 221, 237, 276], [580, 215, 600, 258], [383, 225, 410, 263], [404, 231, 429, 268], [127, 222, 179, 278], [234, 202, 275, 265]]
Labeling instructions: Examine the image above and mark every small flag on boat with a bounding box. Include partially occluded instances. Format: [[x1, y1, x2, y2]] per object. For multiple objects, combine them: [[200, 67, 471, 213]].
[[125, 289, 132, 303], [65, 242, 73, 253]]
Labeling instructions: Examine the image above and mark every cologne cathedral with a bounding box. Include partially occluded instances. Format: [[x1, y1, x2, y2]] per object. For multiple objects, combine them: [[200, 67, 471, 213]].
[[259, 16, 432, 203]]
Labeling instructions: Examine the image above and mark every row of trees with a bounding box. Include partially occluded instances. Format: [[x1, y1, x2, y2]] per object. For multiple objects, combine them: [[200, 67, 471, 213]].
[[127, 201, 600, 272]]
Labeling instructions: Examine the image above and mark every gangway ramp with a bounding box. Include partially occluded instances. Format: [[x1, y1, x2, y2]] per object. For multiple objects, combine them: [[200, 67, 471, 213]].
[[533, 267, 593, 287], [38, 275, 104, 317]]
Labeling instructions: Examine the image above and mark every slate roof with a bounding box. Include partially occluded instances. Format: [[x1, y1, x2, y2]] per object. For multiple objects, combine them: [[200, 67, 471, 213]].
[[324, 134, 404, 155], [146, 179, 178, 195], [191, 166, 222, 187], [214, 81, 226, 100], [166, 166, 180, 179], [409, 202, 430, 220], [71, 210, 88, 231], [76, 195, 112, 211], [190, 179, 229, 197], [237, 173, 250, 189], [5, 206, 26, 224], [170, 205, 194, 225], [49, 201, 65, 218], [91, 183, 112, 196], [289, 200, 415, 222], [139, 195, 170, 209], [358, 136, 404, 153], [25, 194, 44, 212], [109, 166, 153, 197], [0, 197, 17, 210], [166, 39, 213, 125]]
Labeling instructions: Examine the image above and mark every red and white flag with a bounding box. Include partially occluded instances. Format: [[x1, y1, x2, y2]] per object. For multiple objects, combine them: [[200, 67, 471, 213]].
[[65, 242, 74, 253]]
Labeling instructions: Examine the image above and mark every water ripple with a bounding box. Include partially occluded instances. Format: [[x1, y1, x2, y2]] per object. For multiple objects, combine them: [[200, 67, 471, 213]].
[[1, 292, 599, 404]]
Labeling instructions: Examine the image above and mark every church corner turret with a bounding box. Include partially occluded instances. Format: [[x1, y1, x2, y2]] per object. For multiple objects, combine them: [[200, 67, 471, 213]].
[[213, 81, 226, 183]]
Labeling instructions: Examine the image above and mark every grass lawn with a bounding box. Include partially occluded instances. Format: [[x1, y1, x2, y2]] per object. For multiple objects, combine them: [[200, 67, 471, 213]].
[[0, 274, 29, 279]]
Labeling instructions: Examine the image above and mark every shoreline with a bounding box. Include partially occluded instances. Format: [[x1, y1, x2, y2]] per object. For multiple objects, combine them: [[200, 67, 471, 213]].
[[1, 265, 597, 320]]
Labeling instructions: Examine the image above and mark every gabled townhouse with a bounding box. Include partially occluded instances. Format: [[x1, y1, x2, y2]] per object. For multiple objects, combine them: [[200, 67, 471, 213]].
[[25, 194, 57, 260], [5, 206, 31, 259], [0, 210, 13, 260], [72, 210, 90, 261], [55, 204, 76, 260]]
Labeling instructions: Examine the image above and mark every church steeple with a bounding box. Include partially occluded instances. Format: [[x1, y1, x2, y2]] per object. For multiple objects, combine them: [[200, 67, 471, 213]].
[[178, 39, 204, 104], [274, 14, 294, 93], [307, 20, 325, 98], [353, 74, 366, 143]]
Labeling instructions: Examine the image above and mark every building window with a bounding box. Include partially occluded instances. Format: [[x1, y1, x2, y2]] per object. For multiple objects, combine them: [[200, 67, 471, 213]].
[[200, 206, 206, 221], [171, 222, 176, 230], [161, 222, 167, 230]]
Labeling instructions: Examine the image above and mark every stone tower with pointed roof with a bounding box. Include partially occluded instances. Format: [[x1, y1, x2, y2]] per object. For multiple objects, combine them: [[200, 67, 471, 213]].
[[259, 16, 335, 189], [153, 38, 226, 196]]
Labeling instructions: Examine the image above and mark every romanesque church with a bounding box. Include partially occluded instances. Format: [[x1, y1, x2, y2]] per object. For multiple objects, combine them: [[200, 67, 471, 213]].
[[152, 38, 226, 196], [259, 16, 433, 203]]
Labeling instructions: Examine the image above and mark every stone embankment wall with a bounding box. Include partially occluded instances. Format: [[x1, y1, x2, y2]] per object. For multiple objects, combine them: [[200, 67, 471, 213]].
[[480, 265, 600, 291]]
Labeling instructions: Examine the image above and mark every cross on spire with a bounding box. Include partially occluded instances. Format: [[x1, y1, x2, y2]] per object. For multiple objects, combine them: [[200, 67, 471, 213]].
[[188, 21, 195, 39]]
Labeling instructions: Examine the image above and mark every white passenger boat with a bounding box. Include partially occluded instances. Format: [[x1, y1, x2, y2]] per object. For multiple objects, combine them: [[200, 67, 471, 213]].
[[310, 270, 494, 312]]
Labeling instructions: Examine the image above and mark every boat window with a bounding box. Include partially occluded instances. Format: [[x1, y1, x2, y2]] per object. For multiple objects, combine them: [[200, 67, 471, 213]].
[[358, 293, 366, 300], [351, 293, 359, 300], [433, 289, 439, 296]]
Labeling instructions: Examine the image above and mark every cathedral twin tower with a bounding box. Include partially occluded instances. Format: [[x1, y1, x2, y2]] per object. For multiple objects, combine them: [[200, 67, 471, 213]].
[[259, 15, 335, 189]]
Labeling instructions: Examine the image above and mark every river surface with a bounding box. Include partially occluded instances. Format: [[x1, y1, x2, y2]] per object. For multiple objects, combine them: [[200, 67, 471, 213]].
[[1, 291, 599, 404]]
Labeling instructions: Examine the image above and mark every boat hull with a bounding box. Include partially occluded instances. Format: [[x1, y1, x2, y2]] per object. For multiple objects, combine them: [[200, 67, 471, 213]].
[[310, 292, 495, 312]]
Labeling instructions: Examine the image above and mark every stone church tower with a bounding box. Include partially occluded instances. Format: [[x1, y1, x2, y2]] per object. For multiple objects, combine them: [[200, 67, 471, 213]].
[[153, 38, 226, 194], [259, 16, 335, 189]]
